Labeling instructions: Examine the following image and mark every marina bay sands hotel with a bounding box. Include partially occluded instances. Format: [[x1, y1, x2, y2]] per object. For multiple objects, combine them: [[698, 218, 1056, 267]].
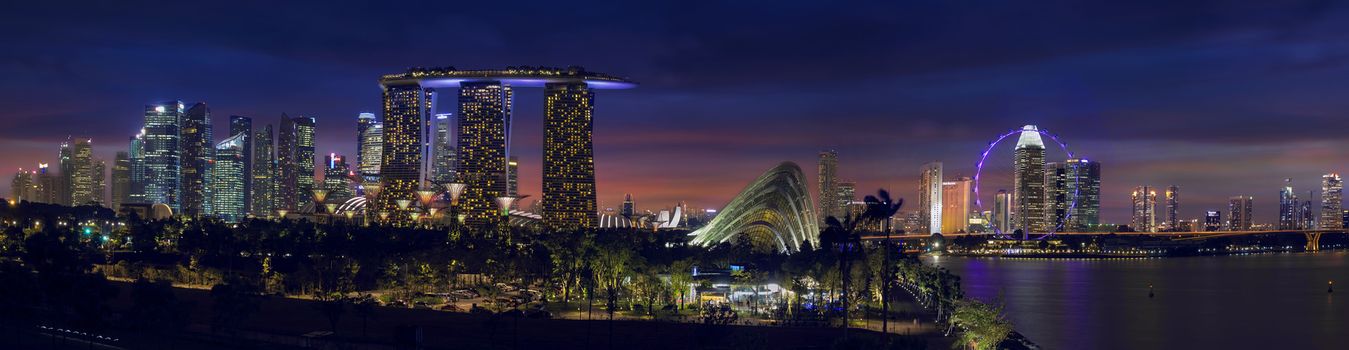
[[378, 67, 636, 228]]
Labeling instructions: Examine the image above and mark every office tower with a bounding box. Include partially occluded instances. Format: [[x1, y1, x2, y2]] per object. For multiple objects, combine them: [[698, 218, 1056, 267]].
[[35, 164, 65, 205], [356, 112, 377, 171], [1164, 185, 1179, 231], [277, 115, 316, 210], [1059, 158, 1101, 230], [542, 82, 598, 229], [621, 193, 635, 217], [941, 177, 972, 233], [1204, 210, 1222, 231], [181, 102, 213, 216], [58, 140, 73, 205], [1322, 173, 1343, 229], [229, 116, 253, 213], [127, 132, 146, 205], [1228, 196, 1253, 231], [1300, 199, 1315, 229], [455, 82, 512, 226], [211, 134, 247, 222], [1343, 209, 1349, 230], [1279, 179, 1299, 229], [818, 150, 840, 224], [1131, 186, 1157, 232], [1014, 125, 1048, 234], [377, 83, 431, 222], [992, 189, 1011, 233], [431, 114, 456, 183], [68, 138, 104, 206], [919, 161, 942, 234], [1045, 162, 1068, 231], [359, 122, 384, 179], [837, 181, 856, 210], [111, 152, 130, 210], [324, 153, 354, 205], [507, 156, 519, 197], [11, 170, 34, 202], [251, 124, 275, 217], [294, 117, 316, 205]]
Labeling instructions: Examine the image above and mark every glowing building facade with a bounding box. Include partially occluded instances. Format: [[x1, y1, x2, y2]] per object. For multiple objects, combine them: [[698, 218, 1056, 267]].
[[1322, 173, 1343, 229], [818, 150, 840, 224], [377, 67, 634, 227], [1228, 196, 1253, 231], [1013, 125, 1047, 233], [142, 101, 183, 211], [941, 177, 971, 233], [919, 161, 942, 234], [1131, 186, 1156, 232], [229, 115, 253, 213], [211, 133, 247, 222], [181, 102, 213, 216], [1164, 185, 1179, 231], [542, 82, 598, 229], [252, 124, 275, 217]]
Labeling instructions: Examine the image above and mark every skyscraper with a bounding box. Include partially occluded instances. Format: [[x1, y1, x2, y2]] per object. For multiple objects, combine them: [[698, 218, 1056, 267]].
[[919, 161, 942, 234], [111, 151, 130, 211], [837, 181, 856, 211], [324, 153, 354, 205], [1013, 125, 1047, 234], [377, 83, 431, 222], [277, 115, 316, 210], [507, 156, 519, 197], [1204, 210, 1222, 231], [127, 132, 146, 205], [294, 117, 316, 206], [35, 164, 65, 205], [431, 114, 456, 183], [941, 177, 971, 233], [818, 150, 839, 224], [359, 122, 384, 180], [621, 193, 635, 217], [181, 102, 214, 216], [1045, 162, 1068, 231], [1131, 186, 1156, 232], [11, 169, 34, 202], [211, 133, 247, 222], [251, 124, 275, 217], [68, 138, 104, 206], [229, 116, 253, 213], [455, 82, 512, 226], [1228, 196, 1253, 231], [1062, 158, 1100, 230], [992, 189, 1011, 233], [142, 101, 183, 211], [542, 82, 598, 229], [1279, 179, 1299, 230], [1322, 173, 1343, 229], [1164, 185, 1179, 231], [356, 112, 377, 172]]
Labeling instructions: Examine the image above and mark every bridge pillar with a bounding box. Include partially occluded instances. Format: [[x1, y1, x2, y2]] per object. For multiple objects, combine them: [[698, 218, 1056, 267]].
[[1305, 232, 1322, 252]]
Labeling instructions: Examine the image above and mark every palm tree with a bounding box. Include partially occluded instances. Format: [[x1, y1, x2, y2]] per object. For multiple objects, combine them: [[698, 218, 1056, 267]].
[[863, 190, 903, 337], [819, 211, 864, 338]]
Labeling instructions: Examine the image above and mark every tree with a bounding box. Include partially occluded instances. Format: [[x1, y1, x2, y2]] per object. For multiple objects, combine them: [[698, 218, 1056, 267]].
[[863, 189, 903, 337], [819, 211, 865, 338], [950, 299, 1013, 350], [669, 259, 694, 311]]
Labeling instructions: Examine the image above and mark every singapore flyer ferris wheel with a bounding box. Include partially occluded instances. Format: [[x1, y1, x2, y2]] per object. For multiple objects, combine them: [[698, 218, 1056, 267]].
[[973, 125, 1084, 240]]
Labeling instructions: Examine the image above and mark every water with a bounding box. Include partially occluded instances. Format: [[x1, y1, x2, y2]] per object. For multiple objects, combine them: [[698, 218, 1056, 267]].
[[926, 252, 1349, 350]]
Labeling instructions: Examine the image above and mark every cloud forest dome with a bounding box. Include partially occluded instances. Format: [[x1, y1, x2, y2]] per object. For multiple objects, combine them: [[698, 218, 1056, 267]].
[[689, 162, 819, 253]]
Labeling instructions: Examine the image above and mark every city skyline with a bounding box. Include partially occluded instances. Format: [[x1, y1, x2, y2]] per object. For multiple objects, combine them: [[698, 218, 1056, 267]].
[[4, 2, 1349, 224]]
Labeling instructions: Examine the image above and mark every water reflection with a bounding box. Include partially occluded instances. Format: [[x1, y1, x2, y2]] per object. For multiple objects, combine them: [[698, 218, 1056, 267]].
[[927, 252, 1349, 350]]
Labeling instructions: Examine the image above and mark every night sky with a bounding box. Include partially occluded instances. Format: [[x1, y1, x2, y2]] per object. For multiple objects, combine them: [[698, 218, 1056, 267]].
[[4, 1, 1349, 224]]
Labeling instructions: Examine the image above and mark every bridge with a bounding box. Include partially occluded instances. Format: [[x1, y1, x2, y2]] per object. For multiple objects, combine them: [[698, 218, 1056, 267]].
[[861, 229, 1347, 251]]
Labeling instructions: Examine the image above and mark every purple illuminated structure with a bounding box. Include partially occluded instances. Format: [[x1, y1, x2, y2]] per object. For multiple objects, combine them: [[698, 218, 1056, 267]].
[[974, 126, 1080, 240]]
